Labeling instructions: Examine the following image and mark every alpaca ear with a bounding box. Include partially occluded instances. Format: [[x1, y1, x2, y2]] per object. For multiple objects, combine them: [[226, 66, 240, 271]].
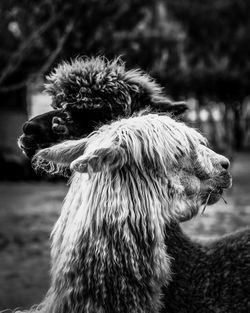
[[153, 100, 188, 116], [70, 146, 127, 174], [34, 138, 87, 165]]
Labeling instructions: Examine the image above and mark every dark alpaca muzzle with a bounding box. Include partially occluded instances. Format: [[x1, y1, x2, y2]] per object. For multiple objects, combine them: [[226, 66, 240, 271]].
[[19, 110, 74, 158]]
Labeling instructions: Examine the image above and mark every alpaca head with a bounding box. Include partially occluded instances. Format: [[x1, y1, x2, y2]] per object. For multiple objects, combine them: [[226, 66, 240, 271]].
[[18, 109, 85, 159], [19, 56, 187, 158], [32, 113, 232, 313], [35, 112, 232, 223]]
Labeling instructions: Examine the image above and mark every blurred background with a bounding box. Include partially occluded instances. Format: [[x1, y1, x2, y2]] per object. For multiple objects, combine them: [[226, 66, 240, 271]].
[[0, 0, 250, 310]]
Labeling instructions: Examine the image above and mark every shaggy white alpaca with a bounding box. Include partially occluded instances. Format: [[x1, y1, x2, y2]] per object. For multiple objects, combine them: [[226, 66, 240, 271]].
[[14, 112, 236, 313]]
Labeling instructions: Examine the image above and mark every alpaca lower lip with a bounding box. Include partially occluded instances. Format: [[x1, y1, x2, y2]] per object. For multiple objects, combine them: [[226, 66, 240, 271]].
[[225, 176, 233, 188], [219, 172, 233, 189], [201, 187, 223, 206], [22, 148, 37, 158], [19, 141, 38, 158], [217, 180, 232, 190], [19, 136, 58, 158], [22, 143, 54, 159], [18, 135, 38, 151], [207, 193, 221, 205]]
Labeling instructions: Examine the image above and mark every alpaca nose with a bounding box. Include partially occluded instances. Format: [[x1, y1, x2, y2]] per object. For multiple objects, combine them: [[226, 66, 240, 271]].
[[22, 121, 40, 135], [219, 156, 230, 170]]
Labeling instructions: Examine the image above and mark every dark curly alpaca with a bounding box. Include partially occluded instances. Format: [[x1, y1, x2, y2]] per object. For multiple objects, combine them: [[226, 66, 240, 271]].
[[19, 57, 186, 159], [162, 224, 250, 313]]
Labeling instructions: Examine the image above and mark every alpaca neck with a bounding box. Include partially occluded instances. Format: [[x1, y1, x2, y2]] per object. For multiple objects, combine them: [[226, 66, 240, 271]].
[[165, 223, 202, 262], [161, 223, 204, 311], [164, 223, 203, 274]]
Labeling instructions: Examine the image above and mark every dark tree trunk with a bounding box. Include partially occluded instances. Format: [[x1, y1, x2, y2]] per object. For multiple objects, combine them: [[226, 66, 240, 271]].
[[1, 86, 28, 111], [0, 86, 31, 179], [233, 104, 243, 151]]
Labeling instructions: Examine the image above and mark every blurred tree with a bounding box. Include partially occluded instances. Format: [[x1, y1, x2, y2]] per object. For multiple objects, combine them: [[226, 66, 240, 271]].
[[166, 0, 250, 149], [0, 0, 185, 106], [0, 0, 75, 174], [166, 0, 250, 100]]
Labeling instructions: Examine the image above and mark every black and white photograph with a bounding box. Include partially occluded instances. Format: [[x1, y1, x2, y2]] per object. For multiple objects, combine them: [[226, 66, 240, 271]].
[[0, 1, 250, 312]]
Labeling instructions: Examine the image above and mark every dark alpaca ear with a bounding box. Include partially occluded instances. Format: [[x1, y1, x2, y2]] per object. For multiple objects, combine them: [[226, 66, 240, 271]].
[[70, 146, 127, 174], [34, 138, 87, 166], [154, 100, 188, 116], [124, 70, 188, 116]]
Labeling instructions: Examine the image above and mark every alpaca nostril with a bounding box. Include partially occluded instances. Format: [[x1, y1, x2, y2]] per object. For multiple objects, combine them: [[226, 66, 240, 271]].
[[22, 121, 40, 135], [220, 158, 230, 170]]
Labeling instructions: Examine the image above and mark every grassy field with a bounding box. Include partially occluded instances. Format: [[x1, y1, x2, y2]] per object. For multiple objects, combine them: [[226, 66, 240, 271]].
[[0, 153, 250, 311]]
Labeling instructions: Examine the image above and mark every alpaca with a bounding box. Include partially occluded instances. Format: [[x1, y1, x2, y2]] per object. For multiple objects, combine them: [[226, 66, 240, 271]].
[[19, 57, 187, 159], [13, 112, 249, 313]]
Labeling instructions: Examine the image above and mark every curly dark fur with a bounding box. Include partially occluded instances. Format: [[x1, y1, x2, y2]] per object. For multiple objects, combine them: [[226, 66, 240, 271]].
[[19, 57, 187, 160], [45, 56, 171, 114], [162, 224, 250, 313]]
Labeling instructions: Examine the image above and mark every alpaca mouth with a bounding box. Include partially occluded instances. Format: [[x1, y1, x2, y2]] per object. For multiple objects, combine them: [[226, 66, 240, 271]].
[[217, 171, 232, 187], [18, 135, 37, 157], [201, 173, 232, 206], [18, 135, 56, 159], [206, 188, 224, 205]]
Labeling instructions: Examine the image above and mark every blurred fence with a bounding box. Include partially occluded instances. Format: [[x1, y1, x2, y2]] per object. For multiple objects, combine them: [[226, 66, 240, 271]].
[[185, 98, 250, 158]]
